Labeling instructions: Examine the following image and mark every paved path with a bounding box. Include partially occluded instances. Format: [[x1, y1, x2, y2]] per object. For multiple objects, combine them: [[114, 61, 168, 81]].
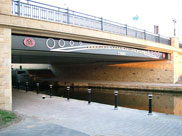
[[0, 117, 88, 136], [1, 89, 182, 136]]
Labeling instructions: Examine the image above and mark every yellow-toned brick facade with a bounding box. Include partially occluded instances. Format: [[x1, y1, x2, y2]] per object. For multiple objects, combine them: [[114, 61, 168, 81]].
[[0, 0, 12, 111], [0, 27, 12, 111], [171, 37, 182, 83], [52, 59, 173, 83], [0, 0, 11, 15]]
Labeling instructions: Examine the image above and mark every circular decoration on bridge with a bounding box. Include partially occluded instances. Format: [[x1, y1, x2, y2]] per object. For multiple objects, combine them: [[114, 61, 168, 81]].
[[24, 37, 35, 47], [79, 41, 83, 46], [69, 40, 74, 46], [46, 38, 56, 49], [58, 39, 65, 47], [162, 53, 166, 59]]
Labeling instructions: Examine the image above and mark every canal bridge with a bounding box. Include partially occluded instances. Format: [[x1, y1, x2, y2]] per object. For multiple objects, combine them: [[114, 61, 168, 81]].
[[0, 0, 182, 111]]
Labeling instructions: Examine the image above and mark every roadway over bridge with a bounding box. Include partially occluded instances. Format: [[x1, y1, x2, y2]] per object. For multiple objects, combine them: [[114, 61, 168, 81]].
[[0, 0, 182, 111]]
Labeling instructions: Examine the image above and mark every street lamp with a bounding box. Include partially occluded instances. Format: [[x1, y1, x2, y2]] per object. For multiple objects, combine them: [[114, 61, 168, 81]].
[[172, 18, 177, 36]]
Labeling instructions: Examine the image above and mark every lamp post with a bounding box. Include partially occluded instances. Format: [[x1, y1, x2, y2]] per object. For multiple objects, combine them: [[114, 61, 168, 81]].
[[172, 18, 177, 36]]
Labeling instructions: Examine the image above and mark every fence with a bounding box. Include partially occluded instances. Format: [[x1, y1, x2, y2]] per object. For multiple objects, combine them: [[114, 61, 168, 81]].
[[11, 0, 171, 45], [180, 42, 182, 48]]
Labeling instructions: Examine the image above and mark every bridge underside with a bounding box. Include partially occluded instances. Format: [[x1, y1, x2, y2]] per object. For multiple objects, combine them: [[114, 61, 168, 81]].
[[12, 50, 159, 65]]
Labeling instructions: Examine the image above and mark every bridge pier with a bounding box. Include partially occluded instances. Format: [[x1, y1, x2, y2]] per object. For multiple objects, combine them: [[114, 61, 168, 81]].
[[171, 37, 182, 83], [0, 0, 12, 111], [0, 27, 12, 111]]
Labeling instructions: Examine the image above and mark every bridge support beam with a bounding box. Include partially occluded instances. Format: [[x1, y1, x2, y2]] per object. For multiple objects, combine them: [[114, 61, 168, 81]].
[[0, 0, 12, 111]]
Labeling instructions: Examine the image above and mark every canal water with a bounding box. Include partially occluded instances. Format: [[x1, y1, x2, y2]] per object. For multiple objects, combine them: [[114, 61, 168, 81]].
[[39, 86, 182, 116]]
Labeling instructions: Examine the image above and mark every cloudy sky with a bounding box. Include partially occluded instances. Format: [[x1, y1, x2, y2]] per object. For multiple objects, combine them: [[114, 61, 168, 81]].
[[28, 0, 181, 39]]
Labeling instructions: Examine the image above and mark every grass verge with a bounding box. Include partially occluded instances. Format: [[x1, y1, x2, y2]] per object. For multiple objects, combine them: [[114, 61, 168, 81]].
[[0, 110, 17, 128]]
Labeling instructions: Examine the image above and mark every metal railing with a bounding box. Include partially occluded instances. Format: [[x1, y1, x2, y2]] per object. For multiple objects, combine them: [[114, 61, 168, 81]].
[[11, 0, 171, 45], [180, 42, 182, 48]]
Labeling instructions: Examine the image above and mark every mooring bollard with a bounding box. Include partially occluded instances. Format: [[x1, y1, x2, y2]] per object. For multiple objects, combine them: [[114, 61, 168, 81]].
[[36, 83, 39, 94], [25, 82, 28, 93], [67, 86, 70, 101], [49, 84, 53, 98], [148, 94, 153, 115], [88, 88, 91, 104], [114, 90, 118, 110]]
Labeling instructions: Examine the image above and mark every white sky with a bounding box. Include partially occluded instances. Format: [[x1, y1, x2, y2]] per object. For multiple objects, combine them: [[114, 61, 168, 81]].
[[31, 0, 182, 40]]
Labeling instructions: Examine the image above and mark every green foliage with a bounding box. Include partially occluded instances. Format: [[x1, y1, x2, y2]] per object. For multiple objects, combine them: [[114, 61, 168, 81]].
[[0, 110, 16, 126]]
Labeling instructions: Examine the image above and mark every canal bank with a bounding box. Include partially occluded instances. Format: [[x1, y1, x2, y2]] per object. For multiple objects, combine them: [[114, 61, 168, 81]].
[[14, 81, 182, 116], [57, 81, 182, 93]]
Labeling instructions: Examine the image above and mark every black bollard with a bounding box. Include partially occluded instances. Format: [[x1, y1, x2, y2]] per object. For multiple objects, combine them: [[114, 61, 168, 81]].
[[49, 84, 53, 98], [88, 88, 91, 104], [17, 80, 20, 89], [25, 82, 28, 93], [148, 94, 153, 115], [67, 86, 70, 101], [114, 90, 118, 110], [36, 83, 40, 94]]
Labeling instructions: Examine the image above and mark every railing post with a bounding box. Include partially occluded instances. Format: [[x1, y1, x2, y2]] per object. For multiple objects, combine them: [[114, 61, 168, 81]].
[[18, 0, 21, 16], [144, 30, 146, 40], [101, 17, 103, 30], [158, 34, 160, 43], [67, 8, 70, 24], [125, 24, 128, 36], [135, 31, 137, 38]]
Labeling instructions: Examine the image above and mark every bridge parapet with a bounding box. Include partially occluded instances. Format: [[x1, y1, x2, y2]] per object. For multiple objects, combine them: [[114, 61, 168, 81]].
[[11, 0, 171, 45]]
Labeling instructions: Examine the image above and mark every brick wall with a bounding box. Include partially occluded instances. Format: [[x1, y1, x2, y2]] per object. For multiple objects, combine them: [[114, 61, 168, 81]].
[[52, 59, 174, 84]]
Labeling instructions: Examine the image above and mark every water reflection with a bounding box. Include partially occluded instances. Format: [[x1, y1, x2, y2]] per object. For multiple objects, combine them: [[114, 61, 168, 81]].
[[52, 87, 182, 115]]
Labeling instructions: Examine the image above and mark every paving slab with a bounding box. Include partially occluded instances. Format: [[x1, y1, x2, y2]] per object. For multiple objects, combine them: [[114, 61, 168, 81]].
[[0, 117, 88, 136]]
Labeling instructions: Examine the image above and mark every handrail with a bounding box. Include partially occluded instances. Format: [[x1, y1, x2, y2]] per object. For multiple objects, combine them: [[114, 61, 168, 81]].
[[11, 0, 171, 45], [180, 42, 182, 48]]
